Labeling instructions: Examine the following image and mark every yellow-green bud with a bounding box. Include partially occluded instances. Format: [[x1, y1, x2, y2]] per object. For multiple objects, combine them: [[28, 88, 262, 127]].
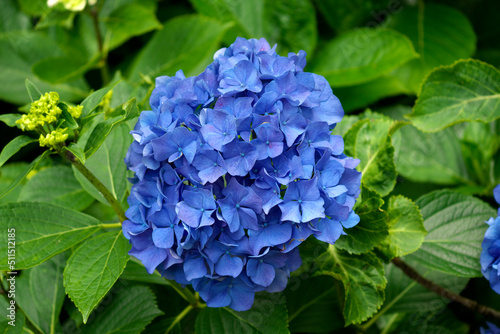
[[47, 0, 95, 11], [17, 92, 62, 132], [100, 90, 113, 115], [69, 105, 83, 119], [39, 128, 69, 148]]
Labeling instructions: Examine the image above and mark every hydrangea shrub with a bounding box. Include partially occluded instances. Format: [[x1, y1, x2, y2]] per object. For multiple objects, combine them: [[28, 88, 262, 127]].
[[481, 185, 500, 294], [122, 37, 361, 310]]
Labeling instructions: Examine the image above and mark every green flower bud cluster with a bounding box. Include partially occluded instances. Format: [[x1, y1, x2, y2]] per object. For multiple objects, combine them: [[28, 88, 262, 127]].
[[16, 92, 62, 131], [16, 91, 83, 150], [39, 129, 69, 148]]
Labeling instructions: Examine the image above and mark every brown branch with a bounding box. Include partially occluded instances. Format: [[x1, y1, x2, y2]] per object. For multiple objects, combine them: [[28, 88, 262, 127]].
[[392, 257, 500, 321]]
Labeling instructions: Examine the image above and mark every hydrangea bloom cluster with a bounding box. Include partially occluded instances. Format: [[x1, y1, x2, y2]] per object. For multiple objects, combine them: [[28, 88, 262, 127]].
[[123, 37, 362, 311], [481, 185, 500, 294]]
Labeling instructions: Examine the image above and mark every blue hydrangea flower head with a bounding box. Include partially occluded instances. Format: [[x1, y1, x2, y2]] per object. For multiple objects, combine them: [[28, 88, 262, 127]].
[[123, 37, 362, 311], [481, 184, 500, 294]]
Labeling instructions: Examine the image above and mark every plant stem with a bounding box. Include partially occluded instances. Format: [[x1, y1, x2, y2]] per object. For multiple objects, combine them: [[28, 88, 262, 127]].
[[165, 305, 193, 334], [168, 280, 203, 308], [392, 257, 500, 321], [63, 149, 127, 222], [90, 7, 110, 85], [101, 222, 122, 229]]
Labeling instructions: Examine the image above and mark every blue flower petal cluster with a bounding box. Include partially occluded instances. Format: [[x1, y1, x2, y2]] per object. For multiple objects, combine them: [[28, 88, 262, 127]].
[[481, 322, 500, 334], [481, 185, 500, 294], [123, 37, 361, 311]]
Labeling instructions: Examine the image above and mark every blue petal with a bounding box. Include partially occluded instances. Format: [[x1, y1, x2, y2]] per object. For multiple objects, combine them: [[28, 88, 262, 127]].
[[215, 254, 243, 277]]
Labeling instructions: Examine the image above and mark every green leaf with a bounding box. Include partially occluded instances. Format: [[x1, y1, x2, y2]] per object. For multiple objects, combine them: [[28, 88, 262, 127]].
[[80, 83, 117, 119], [195, 292, 288, 334], [333, 74, 410, 112], [25, 78, 42, 102], [393, 116, 472, 185], [64, 143, 86, 164], [18, 165, 94, 211], [103, 3, 162, 49], [83, 98, 138, 157], [16, 254, 66, 334], [0, 202, 103, 270], [32, 56, 91, 84], [0, 114, 21, 127], [406, 190, 496, 277], [262, 0, 317, 56], [129, 15, 231, 81], [81, 285, 163, 334], [190, 0, 316, 56], [377, 196, 426, 259], [335, 185, 389, 254], [286, 276, 344, 332], [311, 28, 418, 87], [0, 31, 89, 105], [407, 59, 500, 132], [314, 244, 386, 326], [0, 298, 26, 334], [386, 3, 476, 93], [59, 102, 79, 129], [74, 123, 132, 204], [0, 0, 30, 33], [313, 0, 391, 32], [64, 231, 131, 323], [0, 162, 29, 204], [0, 150, 51, 200], [36, 8, 76, 29], [383, 259, 468, 314], [344, 119, 397, 196], [0, 135, 37, 168]]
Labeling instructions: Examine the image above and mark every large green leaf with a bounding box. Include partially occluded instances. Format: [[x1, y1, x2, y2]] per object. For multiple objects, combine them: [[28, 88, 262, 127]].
[[344, 119, 397, 196], [0, 162, 29, 205], [406, 190, 496, 277], [285, 276, 344, 333], [64, 231, 131, 323], [189, 0, 317, 56], [18, 165, 94, 211], [0, 31, 88, 104], [0, 135, 37, 168], [333, 74, 410, 112], [262, 0, 317, 56], [74, 123, 132, 205], [16, 254, 66, 334], [0, 202, 103, 270], [335, 186, 389, 254], [314, 244, 386, 326], [377, 196, 426, 260], [394, 121, 472, 185], [382, 259, 468, 314], [0, 150, 52, 200], [0, 297, 26, 334], [0, 0, 30, 33], [313, 0, 391, 33], [310, 28, 417, 87], [129, 15, 231, 82], [407, 59, 500, 132], [386, 3, 476, 93], [195, 293, 288, 334], [103, 2, 162, 50], [81, 285, 163, 334]]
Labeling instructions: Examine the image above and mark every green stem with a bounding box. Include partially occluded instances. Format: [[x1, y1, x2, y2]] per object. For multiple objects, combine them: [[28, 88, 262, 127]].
[[63, 149, 126, 222], [90, 7, 110, 85], [101, 222, 122, 229], [168, 280, 201, 307], [165, 305, 193, 334]]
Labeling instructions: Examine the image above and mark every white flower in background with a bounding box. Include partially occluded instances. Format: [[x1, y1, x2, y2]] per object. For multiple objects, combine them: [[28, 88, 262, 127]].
[[47, 0, 96, 12]]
